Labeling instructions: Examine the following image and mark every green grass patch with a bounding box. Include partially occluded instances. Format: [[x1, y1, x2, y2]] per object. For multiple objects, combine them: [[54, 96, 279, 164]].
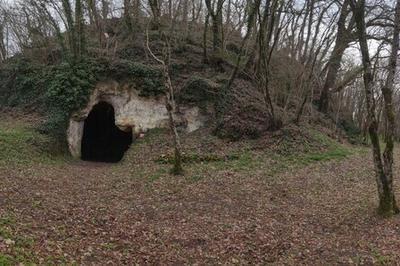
[[155, 152, 239, 165], [0, 214, 37, 265], [147, 168, 168, 183], [188, 128, 356, 179], [371, 247, 393, 265], [276, 130, 354, 168], [188, 175, 204, 182], [0, 121, 68, 166], [222, 151, 256, 171], [155, 128, 358, 182], [302, 147, 351, 162], [0, 254, 13, 266]]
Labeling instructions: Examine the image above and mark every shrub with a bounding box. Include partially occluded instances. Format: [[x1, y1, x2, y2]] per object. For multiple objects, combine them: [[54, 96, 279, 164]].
[[0, 58, 47, 107]]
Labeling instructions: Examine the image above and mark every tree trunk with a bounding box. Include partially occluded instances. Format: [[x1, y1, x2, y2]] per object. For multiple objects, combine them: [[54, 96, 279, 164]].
[[75, 0, 86, 59], [163, 67, 184, 175], [182, 0, 189, 37], [203, 13, 210, 63], [124, 0, 133, 32], [257, 0, 280, 124], [0, 22, 6, 62], [205, 0, 225, 52], [101, 0, 109, 19], [380, 0, 400, 215], [146, 28, 184, 175], [86, 0, 103, 47], [319, 0, 353, 113], [216, 0, 260, 126], [133, 0, 141, 26], [351, 0, 399, 216], [149, 0, 161, 29]]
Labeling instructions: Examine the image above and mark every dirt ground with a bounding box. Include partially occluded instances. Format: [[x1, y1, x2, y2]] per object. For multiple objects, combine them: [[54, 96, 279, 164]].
[[1, 116, 400, 265]]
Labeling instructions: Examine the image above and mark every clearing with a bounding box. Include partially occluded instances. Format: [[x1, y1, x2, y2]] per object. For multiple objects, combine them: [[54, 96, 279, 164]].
[[0, 113, 400, 265]]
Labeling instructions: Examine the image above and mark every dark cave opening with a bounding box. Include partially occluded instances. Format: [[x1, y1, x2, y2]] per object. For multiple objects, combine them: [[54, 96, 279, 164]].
[[81, 102, 133, 163]]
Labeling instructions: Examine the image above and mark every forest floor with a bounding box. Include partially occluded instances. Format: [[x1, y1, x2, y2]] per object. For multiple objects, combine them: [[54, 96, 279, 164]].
[[1, 112, 400, 265]]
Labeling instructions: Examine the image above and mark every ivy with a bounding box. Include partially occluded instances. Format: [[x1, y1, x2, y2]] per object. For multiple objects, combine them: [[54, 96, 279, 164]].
[[107, 60, 165, 96], [42, 58, 105, 137], [0, 56, 165, 139]]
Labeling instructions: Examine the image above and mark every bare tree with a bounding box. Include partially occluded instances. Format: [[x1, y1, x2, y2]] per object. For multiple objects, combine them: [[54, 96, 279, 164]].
[[0, 5, 7, 63], [205, 0, 225, 52], [124, 0, 134, 31], [350, 0, 400, 216], [146, 27, 184, 175]]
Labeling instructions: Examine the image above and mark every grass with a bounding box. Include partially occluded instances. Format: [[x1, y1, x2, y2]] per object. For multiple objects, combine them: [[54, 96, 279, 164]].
[[147, 168, 168, 183], [371, 247, 393, 265], [0, 254, 13, 266], [0, 121, 68, 166], [0, 116, 357, 184], [303, 147, 351, 162], [163, 128, 358, 183], [0, 214, 37, 265], [265, 130, 355, 173]]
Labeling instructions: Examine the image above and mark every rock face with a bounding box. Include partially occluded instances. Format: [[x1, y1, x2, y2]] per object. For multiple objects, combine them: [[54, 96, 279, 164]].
[[67, 80, 208, 158]]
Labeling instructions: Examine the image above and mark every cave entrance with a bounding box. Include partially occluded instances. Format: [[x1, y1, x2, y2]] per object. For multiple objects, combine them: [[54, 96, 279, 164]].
[[81, 102, 132, 163]]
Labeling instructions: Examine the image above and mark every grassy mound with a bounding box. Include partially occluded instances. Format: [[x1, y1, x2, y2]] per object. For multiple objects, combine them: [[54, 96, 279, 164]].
[[121, 123, 355, 182]]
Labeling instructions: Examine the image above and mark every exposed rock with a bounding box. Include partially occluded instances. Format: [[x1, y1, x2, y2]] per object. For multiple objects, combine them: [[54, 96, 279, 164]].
[[67, 80, 208, 158]]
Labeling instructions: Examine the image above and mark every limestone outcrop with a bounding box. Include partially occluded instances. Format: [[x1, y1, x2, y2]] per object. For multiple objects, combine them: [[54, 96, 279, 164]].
[[67, 80, 208, 158]]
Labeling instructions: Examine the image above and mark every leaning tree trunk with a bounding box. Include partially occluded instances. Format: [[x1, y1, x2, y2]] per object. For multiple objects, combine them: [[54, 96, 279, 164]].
[[319, 0, 353, 114], [351, 0, 399, 216]]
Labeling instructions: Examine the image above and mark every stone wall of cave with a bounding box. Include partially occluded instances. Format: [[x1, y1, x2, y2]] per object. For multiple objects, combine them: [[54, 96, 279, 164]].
[[67, 80, 207, 160]]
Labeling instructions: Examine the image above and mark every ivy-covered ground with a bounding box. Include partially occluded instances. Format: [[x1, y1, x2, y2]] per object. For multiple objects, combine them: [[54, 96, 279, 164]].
[[1, 111, 400, 265]]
